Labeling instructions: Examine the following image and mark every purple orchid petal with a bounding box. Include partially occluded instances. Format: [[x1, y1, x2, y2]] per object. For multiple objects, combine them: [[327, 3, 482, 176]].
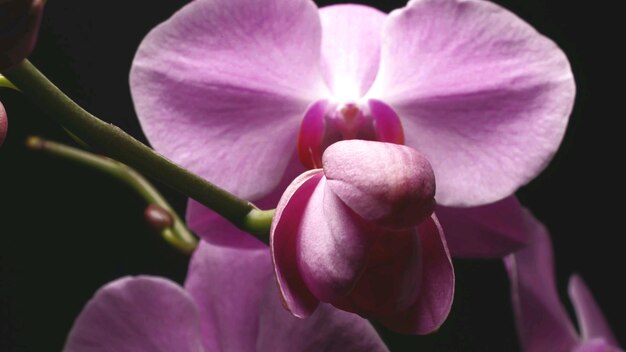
[[375, 215, 454, 334], [436, 196, 530, 258], [184, 241, 273, 352], [0, 102, 7, 146], [369, 0, 575, 207], [504, 215, 579, 352], [257, 285, 389, 351], [573, 339, 624, 352], [298, 100, 330, 169], [130, 0, 328, 200], [297, 179, 371, 302], [323, 140, 435, 230], [270, 169, 324, 317], [186, 154, 305, 248], [318, 4, 386, 100], [64, 276, 205, 352], [568, 275, 620, 347]]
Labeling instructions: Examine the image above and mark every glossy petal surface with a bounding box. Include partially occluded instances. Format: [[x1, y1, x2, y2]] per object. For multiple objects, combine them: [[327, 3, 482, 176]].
[[569, 275, 619, 347]]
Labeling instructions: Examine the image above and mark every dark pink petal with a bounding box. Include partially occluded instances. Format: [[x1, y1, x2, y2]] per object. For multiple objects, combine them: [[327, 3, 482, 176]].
[[130, 0, 328, 200], [64, 276, 205, 352], [319, 4, 385, 100], [368, 99, 405, 145], [504, 216, 579, 351], [370, 0, 575, 206], [257, 284, 389, 351], [436, 196, 530, 258], [0, 0, 45, 70], [0, 102, 7, 146], [270, 170, 324, 317], [184, 241, 273, 352], [323, 140, 435, 229], [568, 275, 620, 347], [298, 100, 330, 169], [186, 155, 304, 248], [298, 179, 371, 302], [376, 215, 454, 334]]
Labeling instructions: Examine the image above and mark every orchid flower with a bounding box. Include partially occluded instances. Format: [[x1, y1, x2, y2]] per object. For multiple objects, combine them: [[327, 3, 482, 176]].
[[0, 0, 45, 70], [64, 239, 388, 352], [504, 216, 623, 352], [130, 0, 574, 257], [271, 139, 453, 334]]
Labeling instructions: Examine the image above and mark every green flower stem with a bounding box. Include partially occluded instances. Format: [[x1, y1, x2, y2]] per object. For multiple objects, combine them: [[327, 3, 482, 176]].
[[26, 136, 198, 254], [3, 60, 273, 237]]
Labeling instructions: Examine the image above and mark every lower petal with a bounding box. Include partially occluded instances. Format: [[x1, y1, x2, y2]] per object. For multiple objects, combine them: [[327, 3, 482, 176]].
[[64, 276, 205, 352], [568, 275, 620, 347], [256, 281, 389, 351], [504, 215, 579, 351], [436, 196, 530, 258], [184, 241, 273, 352]]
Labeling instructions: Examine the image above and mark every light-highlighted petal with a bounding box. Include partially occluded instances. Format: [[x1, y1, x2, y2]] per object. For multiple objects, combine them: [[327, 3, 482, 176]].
[[130, 0, 328, 200], [370, 0, 575, 206]]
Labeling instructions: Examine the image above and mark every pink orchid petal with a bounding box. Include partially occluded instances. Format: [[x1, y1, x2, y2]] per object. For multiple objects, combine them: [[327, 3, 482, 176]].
[[0, 102, 7, 146], [573, 339, 624, 352], [297, 100, 330, 169], [130, 0, 328, 200], [184, 241, 273, 352], [319, 4, 386, 99], [257, 285, 389, 351], [323, 140, 435, 230], [369, 0, 575, 206], [436, 196, 530, 258], [298, 179, 371, 302], [376, 215, 454, 334], [64, 276, 205, 352], [270, 169, 324, 317], [504, 215, 579, 352], [186, 154, 304, 248], [568, 275, 620, 347]]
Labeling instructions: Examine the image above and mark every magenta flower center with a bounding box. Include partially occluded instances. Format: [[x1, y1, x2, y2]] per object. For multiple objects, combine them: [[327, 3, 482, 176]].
[[297, 99, 404, 169]]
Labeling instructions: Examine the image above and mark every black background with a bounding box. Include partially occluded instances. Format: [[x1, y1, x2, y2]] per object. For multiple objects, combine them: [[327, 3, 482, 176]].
[[1, 0, 623, 351]]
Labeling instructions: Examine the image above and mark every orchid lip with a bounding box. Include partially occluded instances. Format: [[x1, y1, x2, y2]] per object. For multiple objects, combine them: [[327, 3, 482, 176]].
[[297, 99, 405, 169]]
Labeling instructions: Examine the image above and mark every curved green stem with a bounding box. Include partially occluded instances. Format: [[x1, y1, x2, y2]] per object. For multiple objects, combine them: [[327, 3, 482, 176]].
[[26, 136, 198, 253], [3, 60, 273, 237]]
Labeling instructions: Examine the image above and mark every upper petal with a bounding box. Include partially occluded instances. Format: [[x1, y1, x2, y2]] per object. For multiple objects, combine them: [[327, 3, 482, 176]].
[[257, 283, 389, 352], [376, 215, 454, 334], [323, 140, 436, 230], [319, 4, 386, 100], [64, 276, 205, 352], [504, 215, 579, 351], [436, 196, 530, 258], [184, 240, 273, 352], [568, 275, 620, 347], [130, 0, 328, 200], [369, 0, 575, 206]]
